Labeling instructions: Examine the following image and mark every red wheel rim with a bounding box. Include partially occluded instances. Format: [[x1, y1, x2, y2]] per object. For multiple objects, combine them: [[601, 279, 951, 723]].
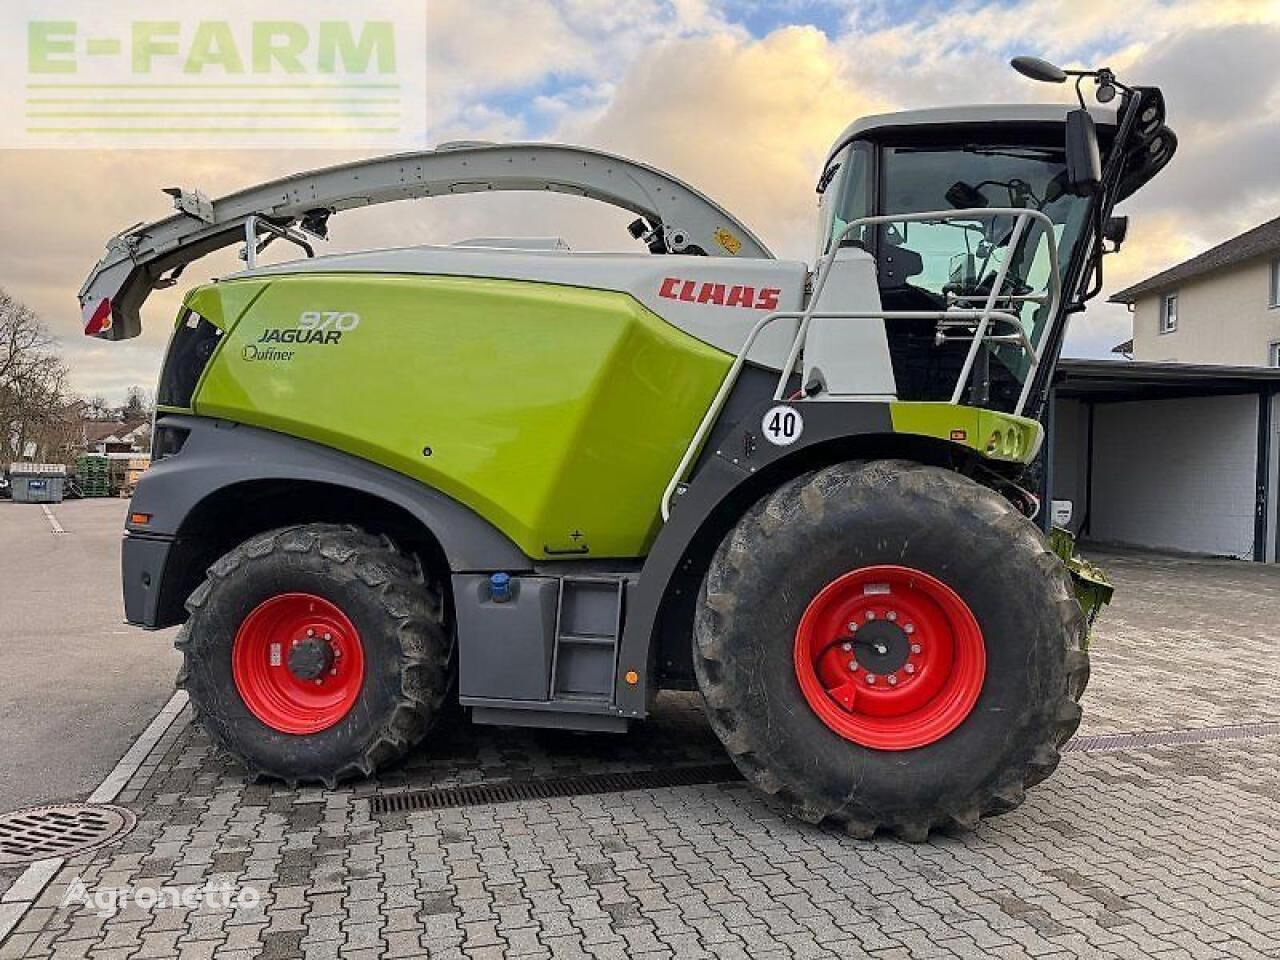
[[793, 565, 985, 750], [232, 593, 365, 735]]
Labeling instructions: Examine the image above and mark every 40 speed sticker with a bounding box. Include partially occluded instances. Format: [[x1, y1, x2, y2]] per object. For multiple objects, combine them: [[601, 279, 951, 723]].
[[761, 404, 803, 446]]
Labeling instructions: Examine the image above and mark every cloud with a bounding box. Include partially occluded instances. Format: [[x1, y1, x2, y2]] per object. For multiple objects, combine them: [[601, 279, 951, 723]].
[[424, 0, 741, 135], [1137, 22, 1280, 132], [558, 26, 885, 258]]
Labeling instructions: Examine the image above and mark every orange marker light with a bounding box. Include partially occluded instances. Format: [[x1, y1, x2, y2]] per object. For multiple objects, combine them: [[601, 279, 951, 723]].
[[129, 512, 152, 526], [624, 670, 639, 685]]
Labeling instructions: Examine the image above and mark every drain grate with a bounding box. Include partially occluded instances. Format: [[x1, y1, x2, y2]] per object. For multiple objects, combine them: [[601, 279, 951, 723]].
[[0, 804, 136, 866], [370, 763, 743, 814], [1064, 721, 1280, 755]]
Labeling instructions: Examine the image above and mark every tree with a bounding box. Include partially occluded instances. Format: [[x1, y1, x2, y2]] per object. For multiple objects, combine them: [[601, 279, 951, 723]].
[[122, 385, 152, 422], [0, 287, 72, 463], [83, 395, 114, 421]]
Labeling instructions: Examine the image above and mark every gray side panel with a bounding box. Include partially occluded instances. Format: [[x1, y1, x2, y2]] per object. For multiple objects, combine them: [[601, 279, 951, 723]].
[[122, 535, 170, 627], [454, 574, 558, 701], [690, 363, 797, 476], [614, 401, 895, 716], [133, 414, 529, 572]]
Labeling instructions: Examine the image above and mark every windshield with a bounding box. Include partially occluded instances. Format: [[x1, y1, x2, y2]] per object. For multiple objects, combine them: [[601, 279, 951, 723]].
[[824, 136, 1093, 403], [838, 140, 1089, 327]]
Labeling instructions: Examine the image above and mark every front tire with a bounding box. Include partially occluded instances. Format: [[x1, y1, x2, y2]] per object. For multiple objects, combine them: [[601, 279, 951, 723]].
[[177, 523, 451, 786], [694, 460, 1087, 841]]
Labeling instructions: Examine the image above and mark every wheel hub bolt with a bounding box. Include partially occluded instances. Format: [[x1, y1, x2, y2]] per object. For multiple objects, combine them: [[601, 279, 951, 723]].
[[307, 629, 315, 637], [848, 659, 858, 672], [865, 674, 876, 685], [910, 643, 921, 654], [866, 611, 876, 620], [904, 624, 915, 635], [847, 622, 858, 633], [887, 674, 898, 686], [904, 663, 916, 675], [841, 642, 852, 652], [887, 611, 897, 621]]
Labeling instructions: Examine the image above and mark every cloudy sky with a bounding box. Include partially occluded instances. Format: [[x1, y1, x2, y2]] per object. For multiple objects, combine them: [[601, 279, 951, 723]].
[[3, 0, 1279, 402]]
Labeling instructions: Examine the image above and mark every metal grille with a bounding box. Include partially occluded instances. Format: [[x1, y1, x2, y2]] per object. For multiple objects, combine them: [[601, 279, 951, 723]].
[[370, 763, 743, 815], [0, 804, 136, 866], [1064, 721, 1280, 755]]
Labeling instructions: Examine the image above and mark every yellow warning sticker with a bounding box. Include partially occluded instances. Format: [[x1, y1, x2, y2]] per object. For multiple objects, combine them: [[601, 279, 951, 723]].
[[714, 228, 742, 256]]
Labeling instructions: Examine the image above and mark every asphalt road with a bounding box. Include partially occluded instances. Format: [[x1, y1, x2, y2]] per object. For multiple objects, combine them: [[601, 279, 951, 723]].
[[0, 498, 180, 812]]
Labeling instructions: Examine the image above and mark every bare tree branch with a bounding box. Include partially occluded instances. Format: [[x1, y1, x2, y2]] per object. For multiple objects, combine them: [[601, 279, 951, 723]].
[[0, 285, 75, 463]]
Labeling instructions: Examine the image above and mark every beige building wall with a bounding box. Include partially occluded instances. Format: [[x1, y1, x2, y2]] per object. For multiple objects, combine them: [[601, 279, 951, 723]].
[[1131, 257, 1280, 365]]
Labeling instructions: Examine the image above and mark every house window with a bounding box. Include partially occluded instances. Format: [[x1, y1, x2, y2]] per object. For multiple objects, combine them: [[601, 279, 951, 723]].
[[1270, 341, 1280, 367], [1271, 259, 1280, 308], [1159, 292, 1178, 333]]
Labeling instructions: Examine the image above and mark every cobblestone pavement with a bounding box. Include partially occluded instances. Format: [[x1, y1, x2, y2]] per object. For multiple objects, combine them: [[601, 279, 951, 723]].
[[3, 550, 1279, 959]]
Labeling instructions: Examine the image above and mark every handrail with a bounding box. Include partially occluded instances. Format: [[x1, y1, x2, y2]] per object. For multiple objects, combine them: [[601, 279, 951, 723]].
[[949, 212, 1028, 405], [659, 206, 1062, 520]]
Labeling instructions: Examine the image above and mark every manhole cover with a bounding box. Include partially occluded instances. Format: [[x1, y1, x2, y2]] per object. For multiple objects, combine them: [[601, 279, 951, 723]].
[[0, 804, 136, 866]]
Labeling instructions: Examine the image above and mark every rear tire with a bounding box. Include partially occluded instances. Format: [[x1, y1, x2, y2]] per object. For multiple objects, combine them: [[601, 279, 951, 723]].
[[694, 460, 1087, 841], [177, 523, 451, 786]]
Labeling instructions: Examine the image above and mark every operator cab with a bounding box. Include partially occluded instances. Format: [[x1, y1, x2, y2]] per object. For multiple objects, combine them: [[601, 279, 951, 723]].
[[814, 94, 1173, 416], [816, 106, 1107, 412]]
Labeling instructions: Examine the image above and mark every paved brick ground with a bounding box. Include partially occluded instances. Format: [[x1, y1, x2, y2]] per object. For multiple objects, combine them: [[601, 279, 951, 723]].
[[1081, 550, 1280, 735], [3, 550, 1279, 959]]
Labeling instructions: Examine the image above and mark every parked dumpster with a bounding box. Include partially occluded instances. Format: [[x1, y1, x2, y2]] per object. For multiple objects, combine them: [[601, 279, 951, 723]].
[[10, 463, 67, 504]]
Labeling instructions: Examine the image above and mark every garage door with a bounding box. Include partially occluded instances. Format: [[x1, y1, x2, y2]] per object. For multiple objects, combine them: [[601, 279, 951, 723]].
[[1090, 394, 1258, 559]]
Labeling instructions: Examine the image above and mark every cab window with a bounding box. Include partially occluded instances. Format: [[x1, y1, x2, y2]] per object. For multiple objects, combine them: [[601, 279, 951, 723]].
[[819, 142, 871, 255]]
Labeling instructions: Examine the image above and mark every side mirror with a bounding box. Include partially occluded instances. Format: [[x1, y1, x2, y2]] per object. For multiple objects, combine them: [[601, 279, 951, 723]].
[[1103, 215, 1129, 251], [1011, 56, 1067, 84], [1065, 109, 1101, 196]]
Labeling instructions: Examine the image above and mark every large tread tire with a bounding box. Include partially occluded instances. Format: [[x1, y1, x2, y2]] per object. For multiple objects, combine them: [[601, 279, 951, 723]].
[[694, 460, 1087, 841], [176, 523, 451, 786]]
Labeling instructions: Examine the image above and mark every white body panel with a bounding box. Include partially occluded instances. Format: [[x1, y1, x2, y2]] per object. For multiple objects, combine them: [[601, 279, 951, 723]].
[[244, 246, 809, 367], [801, 247, 896, 399]]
